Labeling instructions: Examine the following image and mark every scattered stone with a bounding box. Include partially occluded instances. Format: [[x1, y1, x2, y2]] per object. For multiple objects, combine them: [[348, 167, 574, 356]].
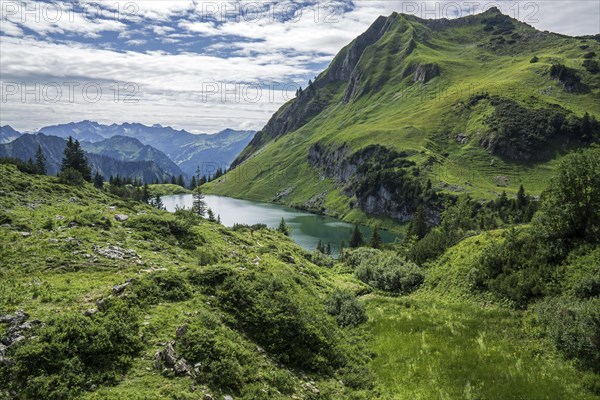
[[203, 395, 214, 400], [223, 396, 234, 400], [0, 190, 5, 196], [456, 133, 469, 144], [84, 308, 98, 317], [108, 206, 117, 211], [94, 245, 139, 260], [19, 232, 31, 238], [176, 324, 188, 338], [111, 282, 130, 295], [68, 222, 79, 228], [114, 214, 129, 222], [174, 358, 191, 375], [493, 175, 510, 187], [69, 197, 79, 203], [55, 215, 65, 220]]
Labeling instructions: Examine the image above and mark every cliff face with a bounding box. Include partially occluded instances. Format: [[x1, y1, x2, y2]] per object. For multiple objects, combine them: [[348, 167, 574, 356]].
[[308, 142, 440, 223]]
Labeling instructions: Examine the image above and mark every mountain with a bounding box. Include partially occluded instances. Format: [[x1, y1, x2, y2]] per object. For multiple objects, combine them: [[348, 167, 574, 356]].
[[81, 136, 184, 179], [38, 121, 256, 177], [0, 125, 22, 144], [207, 8, 600, 227], [0, 133, 176, 183]]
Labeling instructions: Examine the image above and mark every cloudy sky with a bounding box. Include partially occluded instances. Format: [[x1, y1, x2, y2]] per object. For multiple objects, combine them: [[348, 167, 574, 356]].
[[1, 0, 599, 133]]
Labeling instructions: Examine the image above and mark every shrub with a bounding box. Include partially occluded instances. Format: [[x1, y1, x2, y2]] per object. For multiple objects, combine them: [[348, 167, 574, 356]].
[[58, 167, 85, 186], [530, 56, 539, 63], [1, 299, 141, 400], [343, 248, 381, 269], [537, 297, 600, 372], [583, 59, 600, 74], [472, 228, 553, 307], [130, 270, 192, 305], [176, 310, 251, 391], [352, 251, 424, 294], [127, 213, 202, 248], [325, 290, 368, 327], [217, 270, 343, 372], [198, 248, 220, 266]]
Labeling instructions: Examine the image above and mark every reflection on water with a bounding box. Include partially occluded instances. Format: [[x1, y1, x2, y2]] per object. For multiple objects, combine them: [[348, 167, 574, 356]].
[[162, 194, 399, 256]]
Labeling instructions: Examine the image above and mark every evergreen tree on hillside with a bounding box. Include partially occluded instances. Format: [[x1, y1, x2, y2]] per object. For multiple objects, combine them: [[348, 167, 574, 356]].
[[407, 205, 428, 239], [216, 214, 221, 224], [61, 137, 92, 181], [171, 176, 177, 185], [326, 243, 332, 255], [192, 166, 207, 217], [153, 194, 164, 210], [35, 145, 46, 175], [339, 240, 346, 259], [207, 208, 216, 222], [93, 172, 104, 189], [141, 184, 150, 203], [177, 175, 185, 187], [349, 224, 364, 248], [190, 176, 197, 190], [277, 218, 290, 236], [370, 226, 382, 249]]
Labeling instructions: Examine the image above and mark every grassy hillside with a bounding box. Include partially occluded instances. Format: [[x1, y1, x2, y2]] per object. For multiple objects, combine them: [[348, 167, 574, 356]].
[[206, 8, 600, 229], [1, 163, 598, 399]]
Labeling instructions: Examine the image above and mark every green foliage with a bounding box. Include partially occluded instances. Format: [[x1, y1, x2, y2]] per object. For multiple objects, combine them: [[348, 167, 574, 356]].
[[537, 297, 600, 372], [536, 146, 600, 242], [277, 217, 290, 236], [369, 226, 382, 249], [348, 249, 424, 294], [34, 145, 47, 175], [1, 299, 141, 400], [61, 137, 92, 182], [550, 63, 583, 91], [129, 270, 192, 306], [176, 310, 252, 391], [349, 224, 364, 248], [126, 212, 201, 249], [530, 55, 539, 63], [325, 290, 368, 327], [58, 167, 85, 186], [216, 269, 344, 372], [482, 97, 596, 160], [583, 59, 600, 74]]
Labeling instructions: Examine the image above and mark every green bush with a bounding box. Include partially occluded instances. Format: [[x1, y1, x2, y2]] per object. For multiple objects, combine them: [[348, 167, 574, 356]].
[[472, 228, 553, 307], [343, 247, 381, 269], [130, 270, 192, 305], [127, 213, 202, 248], [537, 297, 600, 372], [1, 299, 141, 400], [217, 270, 343, 372], [350, 250, 424, 294], [325, 290, 368, 327], [176, 310, 251, 391], [58, 167, 85, 186]]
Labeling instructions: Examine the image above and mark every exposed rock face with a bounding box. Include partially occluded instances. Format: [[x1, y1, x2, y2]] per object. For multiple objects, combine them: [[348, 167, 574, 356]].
[[153, 341, 193, 377], [0, 310, 43, 366], [308, 142, 439, 223], [413, 63, 440, 84]]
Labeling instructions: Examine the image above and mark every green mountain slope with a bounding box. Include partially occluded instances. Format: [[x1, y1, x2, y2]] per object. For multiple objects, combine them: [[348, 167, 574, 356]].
[[1, 164, 598, 399], [206, 8, 600, 228]]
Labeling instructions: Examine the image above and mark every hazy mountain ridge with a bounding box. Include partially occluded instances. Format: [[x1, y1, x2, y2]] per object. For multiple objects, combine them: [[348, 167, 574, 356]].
[[0, 133, 176, 183], [38, 121, 256, 177], [0, 125, 22, 144]]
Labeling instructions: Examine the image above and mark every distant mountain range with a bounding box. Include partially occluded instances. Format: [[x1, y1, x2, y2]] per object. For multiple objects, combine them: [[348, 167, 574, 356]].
[[36, 121, 255, 177], [0, 125, 22, 144], [0, 133, 178, 183], [0, 122, 256, 183]]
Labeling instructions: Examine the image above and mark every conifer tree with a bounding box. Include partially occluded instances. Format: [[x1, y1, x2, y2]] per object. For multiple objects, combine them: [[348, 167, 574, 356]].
[[349, 224, 364, 248], [35, 145, 46, 175], [93, 172, 104, 189], [61, 137, 91, 181], [277, 217, 290, 236], [370, 226, 382, 249], [407, 205, 428, 239], [207, 208, 216, 222], [192, 166, 207, 217]]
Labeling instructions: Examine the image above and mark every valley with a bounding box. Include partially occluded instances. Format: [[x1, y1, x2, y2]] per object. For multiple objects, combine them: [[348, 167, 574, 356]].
[[1, 5, 599, 400]]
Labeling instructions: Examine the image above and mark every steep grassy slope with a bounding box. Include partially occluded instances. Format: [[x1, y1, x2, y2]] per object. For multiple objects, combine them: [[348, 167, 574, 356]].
[[0, 165, 373, 399], [206, 8, 600, 228]]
